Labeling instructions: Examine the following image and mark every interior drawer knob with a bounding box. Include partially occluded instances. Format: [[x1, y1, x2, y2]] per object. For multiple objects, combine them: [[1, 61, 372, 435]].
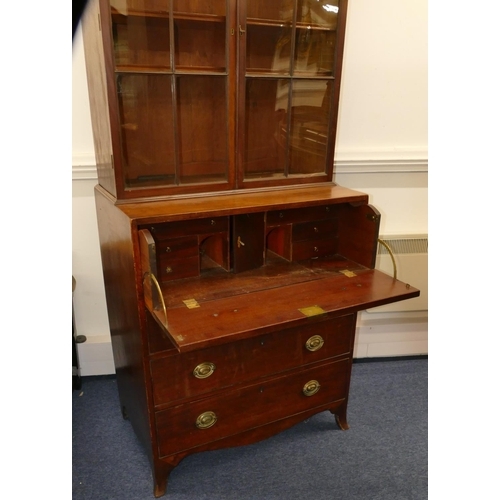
[[303, 380, 321, 397], [305, 335, 324, 352], [196, 411, 217, 429], [193, 362, 216, 379]]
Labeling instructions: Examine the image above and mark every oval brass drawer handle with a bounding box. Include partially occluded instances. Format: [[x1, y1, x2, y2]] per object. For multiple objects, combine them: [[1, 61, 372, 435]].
[[196, 411, 217, 429], [305, 335, 324, 352], [193, 362, 216, 379], [303, 380, 321, 397]]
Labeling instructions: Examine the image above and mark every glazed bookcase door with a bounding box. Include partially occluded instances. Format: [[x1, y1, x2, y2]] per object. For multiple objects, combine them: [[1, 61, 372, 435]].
[[108, 0, 234, 194], [238, 0, 343, 188]]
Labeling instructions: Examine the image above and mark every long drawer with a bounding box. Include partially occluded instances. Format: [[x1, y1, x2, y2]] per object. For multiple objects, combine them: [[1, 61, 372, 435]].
[[155, 357, 350, 457], [267, 205, 338, 226], [150, 217, 229, 240], [150, 314, 354, 408]]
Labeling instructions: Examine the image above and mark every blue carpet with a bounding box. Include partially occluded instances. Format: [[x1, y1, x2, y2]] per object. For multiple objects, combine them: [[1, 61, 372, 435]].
[[73, 358, 427, 499]]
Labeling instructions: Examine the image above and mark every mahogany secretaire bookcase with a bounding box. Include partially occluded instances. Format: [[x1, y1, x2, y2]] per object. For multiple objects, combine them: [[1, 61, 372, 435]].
[[81, 0, 419, 496]]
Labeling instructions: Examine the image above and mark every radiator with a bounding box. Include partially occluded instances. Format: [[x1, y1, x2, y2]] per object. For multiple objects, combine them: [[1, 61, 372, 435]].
[[367, 235, 428, 313]]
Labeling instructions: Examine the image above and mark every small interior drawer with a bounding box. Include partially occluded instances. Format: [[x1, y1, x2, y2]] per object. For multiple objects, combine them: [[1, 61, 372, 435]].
[[150, 217, 229, 240], [158, 255, 200, 282], [292, 237, 338, 260], [267, 205, 337, 226], [156, 236, 198, 258], [292, 218, 338, 242]]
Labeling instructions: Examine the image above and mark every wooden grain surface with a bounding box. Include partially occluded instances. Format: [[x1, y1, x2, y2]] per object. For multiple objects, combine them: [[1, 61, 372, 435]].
[[150, 314, 354, 408], [152, 268, 419, 352], [155, 357, 350, 457], [112, 184, 369, 222]]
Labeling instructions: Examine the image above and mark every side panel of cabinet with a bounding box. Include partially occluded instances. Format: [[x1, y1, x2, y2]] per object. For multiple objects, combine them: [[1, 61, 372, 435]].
[[81, 0, 116, 196], [94, 188, 155, 466]]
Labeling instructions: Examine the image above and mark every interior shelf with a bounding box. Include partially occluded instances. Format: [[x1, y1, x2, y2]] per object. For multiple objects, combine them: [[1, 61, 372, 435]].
[[115, 66, 171, 74], [173, 12, 225, 23], [115, 67, 227, 74], [246, 18, 292, 28], [247, 18, 335, 31], [111, 9, 225, 23], [245, 71, 334, 79], [111, 9, 169, 21]]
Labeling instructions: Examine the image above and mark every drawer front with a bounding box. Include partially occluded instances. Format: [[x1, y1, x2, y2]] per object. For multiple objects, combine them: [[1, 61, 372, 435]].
[[156, 357, 350, 457], [150, 314, 354, 407], [151, 217, 229, 240], [267, 205, 337, 226], [292, 218, 338, 242], [157, 236, 198, 258], [158, 255, 199, 282], [292, 237, 337, 260]]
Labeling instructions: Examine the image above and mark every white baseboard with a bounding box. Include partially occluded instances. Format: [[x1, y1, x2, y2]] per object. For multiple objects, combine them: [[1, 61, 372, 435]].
[[76, 335, 115, 376], [354, 315, 428, 358]]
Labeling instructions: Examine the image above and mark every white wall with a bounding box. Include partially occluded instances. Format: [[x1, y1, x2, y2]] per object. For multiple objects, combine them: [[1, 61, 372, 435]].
[[337, 0, 427, 154], [72, 0, 428, 375]]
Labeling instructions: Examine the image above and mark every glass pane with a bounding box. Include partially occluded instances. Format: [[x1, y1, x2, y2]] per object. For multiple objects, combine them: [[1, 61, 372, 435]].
[[176, 76, 228, 184], [173, 0, 226, 71], [172, 0, 226, 16], [246, 0, 294, 75], [296, 0, 339, 28], [111, 1, 170, 71], [294, 0, 338, 76], [247, 1, 294, 22], [246, 25, 292, 75], [294, 28, 336, 76], [288, 79, 333, 174], [243, 79, 289, 179], [117, 74, 176, 187]]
